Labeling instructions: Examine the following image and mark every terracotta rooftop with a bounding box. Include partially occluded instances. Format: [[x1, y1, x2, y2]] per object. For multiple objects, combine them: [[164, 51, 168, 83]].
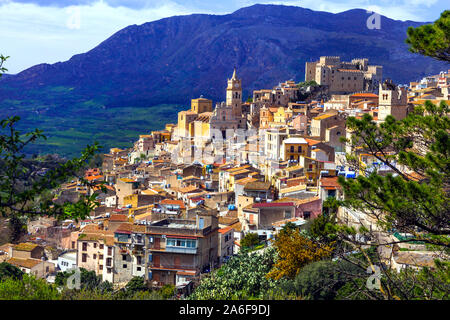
[[7, 258, 41, 269], [160, 199, 186, 209], [109, 214, 128, 222], [253, 202, 294, 208], [351, 93, 378, 97], [218, 226, 233, 234], [244, 181, 271, 191], [320, 176, 342, 189], [14, 243, 39, 252], [179, 185, 201, 194]]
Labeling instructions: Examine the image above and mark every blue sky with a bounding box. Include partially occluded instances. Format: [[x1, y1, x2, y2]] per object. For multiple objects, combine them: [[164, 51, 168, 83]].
[[0, 0, 447, 74]]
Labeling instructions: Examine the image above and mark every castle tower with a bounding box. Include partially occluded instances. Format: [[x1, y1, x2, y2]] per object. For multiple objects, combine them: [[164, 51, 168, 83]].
[[378, 80, 408, 121], [226, 68, 242, 118]]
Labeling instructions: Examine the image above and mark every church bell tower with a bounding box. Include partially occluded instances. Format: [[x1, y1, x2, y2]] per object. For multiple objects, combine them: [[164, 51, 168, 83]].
[[226, 68, 242, 117]]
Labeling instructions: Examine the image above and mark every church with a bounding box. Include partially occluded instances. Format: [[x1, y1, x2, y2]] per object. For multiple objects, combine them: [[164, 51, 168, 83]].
[[209, 68, 247, 140]]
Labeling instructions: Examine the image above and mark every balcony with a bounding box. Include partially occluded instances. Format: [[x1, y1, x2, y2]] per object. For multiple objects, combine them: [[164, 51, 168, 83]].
[[132, 248, 145, 255], [131, 240, 145, 247], [164, 246, 197, 254], [148, 262, 196, 271]]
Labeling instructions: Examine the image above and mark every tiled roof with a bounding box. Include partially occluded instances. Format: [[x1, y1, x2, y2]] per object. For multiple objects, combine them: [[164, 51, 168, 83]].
[[304, 138, 321, 146], [218, 216, 239, 226], [160, 199, 186, 209], [109, 214, 128, 222], [7, 258, 41, 269], [313, 113, 335, 120], [253, 202, 294, 208], [279, 184, 307, 194], [115, 223, 133, 234], [244, 181, 271, 191], [85, 175, 103, 181], [351, 93, 378, 97], [179, 185, 200, 193], [218, 226, 233, 234], [14, 243, 38, 252], [235, 177, 258, 186], [320, 176, 341, 189]]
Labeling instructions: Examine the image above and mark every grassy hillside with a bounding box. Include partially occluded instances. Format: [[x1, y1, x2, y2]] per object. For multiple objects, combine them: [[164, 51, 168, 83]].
[[0, 87, 184, 157]]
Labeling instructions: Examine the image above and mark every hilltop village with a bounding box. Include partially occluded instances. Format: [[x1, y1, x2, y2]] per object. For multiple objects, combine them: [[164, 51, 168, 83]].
[[1, 56, 449, 295]]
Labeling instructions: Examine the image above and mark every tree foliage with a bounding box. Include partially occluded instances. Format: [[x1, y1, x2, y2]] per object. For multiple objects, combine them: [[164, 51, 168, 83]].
[[291, 259, 365, 300], [333, 100, 450, 299], [124, 276, 148, 295], [406, 10, 450, 62], [267, 228, 334, 280], [0, 55, 104, 223], [0, 273, 61, 300], [55, 267, 111, 292], [341, 101, 449, 247], [0, 262, 23, 282], [189, 248, 290, 299], [240, 232, 260, 249]]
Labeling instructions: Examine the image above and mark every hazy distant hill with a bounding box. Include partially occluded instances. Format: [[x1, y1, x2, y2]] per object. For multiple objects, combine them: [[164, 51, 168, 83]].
[[0, 4, 446, 156]]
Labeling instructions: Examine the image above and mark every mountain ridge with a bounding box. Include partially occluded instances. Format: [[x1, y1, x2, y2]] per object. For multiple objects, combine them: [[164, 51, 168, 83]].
[[0, 4, 446, 156]]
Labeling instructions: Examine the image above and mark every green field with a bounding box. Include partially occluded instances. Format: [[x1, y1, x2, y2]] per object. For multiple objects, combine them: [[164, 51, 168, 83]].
[[0, 89, 185, 157]]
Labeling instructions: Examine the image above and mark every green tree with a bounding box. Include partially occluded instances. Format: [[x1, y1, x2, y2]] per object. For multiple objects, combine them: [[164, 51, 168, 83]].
[[335, 101, 450, 299], [292, 259, 364, 300], [125, 276, 148, 295], [341, 102, 449, 247], [0, 55, 103, 223], [0, 262, 23, 282], [240, 232, 260, 249], [189, 248, 289, 300], [159, 284, 175, 299], [55, 268, 107, 292], [8, 215, 26, 243], [406, 10, 450, 62], [0, 273, 61, 300], [267, 228, 333, 280]]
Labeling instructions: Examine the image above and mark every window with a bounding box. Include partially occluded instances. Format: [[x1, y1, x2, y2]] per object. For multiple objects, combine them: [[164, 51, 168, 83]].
[[46, 266, 49, 273], [99, 265, 103, 270], [93, 254, 97, 259], [137, 256, 142, 265], [123, 264, 127, 269], [284, 210, 292, 219], [108, 247, 112, 256], [82, 253, 87, 263], [100, 244, 104, 250], [167, 238, 196, 248], [290, 146, 294, 152], [304, 211, 311, 219], [93, 243, 97, 248], [99, 254, 104, 260], [106, 258, 112, 267], [137, 267, 141, 271], [107, 268, 111, 274], [122, 254, 127, 261], [82, 242, 87, 251], [71, 241, 75, 249]]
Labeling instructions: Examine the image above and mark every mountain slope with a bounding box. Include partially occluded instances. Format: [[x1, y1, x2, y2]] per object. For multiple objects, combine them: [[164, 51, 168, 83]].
[[0, 4, 446, 156]]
